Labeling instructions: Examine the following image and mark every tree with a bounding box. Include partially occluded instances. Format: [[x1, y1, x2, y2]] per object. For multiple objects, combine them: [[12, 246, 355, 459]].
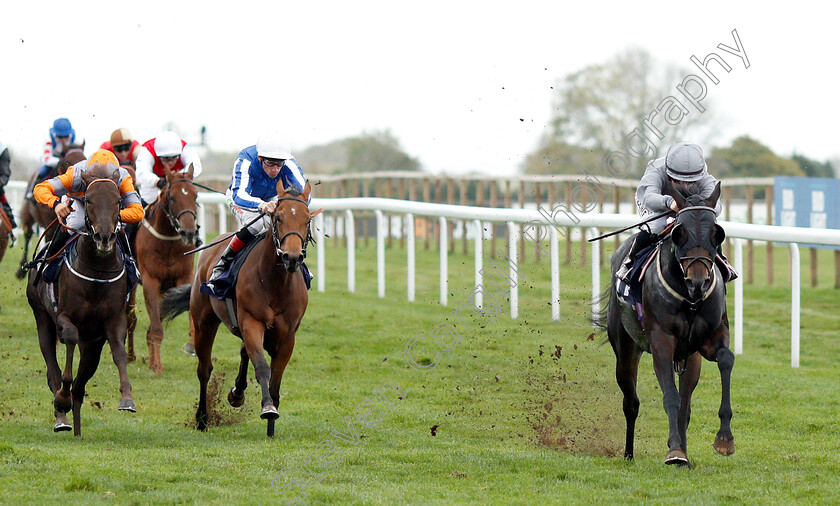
[[791, 153, 834, 179], [299, 130, 421, 174], [524, 48, 717, 176], [709, 136, 803, 178]]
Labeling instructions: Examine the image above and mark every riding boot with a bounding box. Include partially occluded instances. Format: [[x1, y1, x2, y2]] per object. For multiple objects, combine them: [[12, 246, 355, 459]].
[[32, 227, 71, 283], [716, 245, 739, 283], [205, 243, 239, 290], [617, 230, 655, 283]]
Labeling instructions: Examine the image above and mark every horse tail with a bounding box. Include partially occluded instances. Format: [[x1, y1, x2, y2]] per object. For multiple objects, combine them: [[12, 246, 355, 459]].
[[591, 285, 612, 331], [161, 284, 192, 324]]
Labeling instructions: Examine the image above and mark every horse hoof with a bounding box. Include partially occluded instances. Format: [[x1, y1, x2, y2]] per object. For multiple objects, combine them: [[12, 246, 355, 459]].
[[53, 420, 72, 432], [183, 343, 196, 356], [127, 352, 136, 362], [714, 436, 735, 456], [664, 450, 690, 467], [228, 387, 245, 408], [260, 405, 279, 420], [118, 399, 137, 412], [15, 268, 26, 280]]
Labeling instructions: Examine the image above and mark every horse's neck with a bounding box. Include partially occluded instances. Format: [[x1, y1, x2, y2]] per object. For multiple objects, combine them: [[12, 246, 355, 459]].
[[256, 237, 295, 287], [149, 198, 176, 234]]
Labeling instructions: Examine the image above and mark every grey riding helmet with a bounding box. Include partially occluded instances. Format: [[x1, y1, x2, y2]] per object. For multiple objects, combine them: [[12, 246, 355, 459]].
[[665, 142, 707, 182]]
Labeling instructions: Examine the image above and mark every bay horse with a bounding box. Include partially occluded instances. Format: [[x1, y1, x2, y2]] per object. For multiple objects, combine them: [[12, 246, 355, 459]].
[[603, 181, 734, 467], [16, 142, 86, 279], [161, 180, 313, 437], [26, 163, 136, 436], [131, 164, 199, 375]]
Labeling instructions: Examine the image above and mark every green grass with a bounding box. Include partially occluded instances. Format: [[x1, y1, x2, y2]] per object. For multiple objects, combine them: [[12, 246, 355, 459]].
[[0, 234, 838, 504]]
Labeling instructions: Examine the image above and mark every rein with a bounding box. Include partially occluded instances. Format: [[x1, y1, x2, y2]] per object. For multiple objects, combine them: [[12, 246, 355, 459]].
[[83, 179, 121, 238]]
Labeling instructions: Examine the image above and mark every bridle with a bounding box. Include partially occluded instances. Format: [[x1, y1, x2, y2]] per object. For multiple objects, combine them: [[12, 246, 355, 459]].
[[161, 177, 198, 235], [270, 196, 312, 261], [674, 205, 717, 278]]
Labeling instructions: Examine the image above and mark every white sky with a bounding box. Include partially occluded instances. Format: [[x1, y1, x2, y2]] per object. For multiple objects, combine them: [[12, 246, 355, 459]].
[[0, 1, 835, 176]]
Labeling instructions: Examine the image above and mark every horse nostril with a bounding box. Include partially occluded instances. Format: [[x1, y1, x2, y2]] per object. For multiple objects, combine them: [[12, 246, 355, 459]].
[[282, 252, 290, 263]]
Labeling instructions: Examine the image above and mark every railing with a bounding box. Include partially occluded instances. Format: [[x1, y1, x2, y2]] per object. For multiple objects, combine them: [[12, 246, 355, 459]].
[[5, 180, 834, 368]]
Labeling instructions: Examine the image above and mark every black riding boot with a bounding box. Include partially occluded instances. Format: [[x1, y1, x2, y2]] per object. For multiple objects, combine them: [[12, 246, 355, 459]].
[[716, 245, 739, 283], [617, 230, 655, 282], [205, 244, 238, 290]]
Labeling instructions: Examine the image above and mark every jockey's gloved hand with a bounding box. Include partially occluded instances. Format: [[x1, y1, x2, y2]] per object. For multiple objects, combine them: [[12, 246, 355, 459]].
[[156, 177, 166, 189]]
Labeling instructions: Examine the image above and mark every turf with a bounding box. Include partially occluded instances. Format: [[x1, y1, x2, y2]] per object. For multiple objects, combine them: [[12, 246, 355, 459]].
[[0, 233, 838, 504]]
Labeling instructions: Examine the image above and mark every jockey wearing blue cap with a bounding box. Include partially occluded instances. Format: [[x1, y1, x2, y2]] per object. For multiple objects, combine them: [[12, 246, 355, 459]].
[[203, 132, 311, 295], [25, 118, 79, 200]]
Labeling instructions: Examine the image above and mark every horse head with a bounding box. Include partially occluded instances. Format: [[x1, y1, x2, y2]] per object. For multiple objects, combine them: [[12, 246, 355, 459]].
[[81, 164, 122, 253], [57, 141, 87, 176], [668, 181, 725, 301], [270, 179, 313, 273], [162, 163, 199, 245]]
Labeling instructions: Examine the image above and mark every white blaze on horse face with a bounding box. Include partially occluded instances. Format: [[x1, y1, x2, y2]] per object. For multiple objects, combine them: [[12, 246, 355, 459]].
[[181, 188, 188, 196], [291, 208, 296, 216]]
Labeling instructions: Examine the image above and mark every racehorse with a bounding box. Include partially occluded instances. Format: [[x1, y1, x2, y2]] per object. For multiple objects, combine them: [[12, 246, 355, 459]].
[[161, 180, 313, 437], [26, 163, 136, 436], [602, 181, 734, 467], [16, 142, 86, 279], [131, 164, 199, 375], [0, 206, 11, 266]]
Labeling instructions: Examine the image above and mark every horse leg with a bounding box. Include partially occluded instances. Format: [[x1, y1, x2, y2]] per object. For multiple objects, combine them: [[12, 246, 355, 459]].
[[240, 316, 278, 421], [677, 353, 702, 456], [71, 339, 106, 437], [649, 328, 689, 466], [194, 314, 220, 431], [614, 340, 642, 460], [126, 287, 137, 362], [106, 318, 136, 412], [265, 331, 297, 438], [34, 310, 69, 431], [228, 344, 249, 408], [141, 277, 164, 376], [53, 314, 78, 415], [713, 328, 735, 456]]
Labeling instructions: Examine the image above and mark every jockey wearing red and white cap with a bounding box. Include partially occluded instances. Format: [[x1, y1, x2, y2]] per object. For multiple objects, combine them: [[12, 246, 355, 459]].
[[134, 131, 203, 204]]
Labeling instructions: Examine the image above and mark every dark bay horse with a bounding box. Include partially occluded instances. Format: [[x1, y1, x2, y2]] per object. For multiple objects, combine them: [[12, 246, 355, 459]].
[[131, 164, 199, 375], [26, 164, 136, 436], [16, 142, 86, 279], [604, 182, 734, 467], [161, 181, 313, 437]]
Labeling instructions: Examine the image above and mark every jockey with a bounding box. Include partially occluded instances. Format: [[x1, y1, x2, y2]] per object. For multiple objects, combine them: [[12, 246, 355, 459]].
[[617, 141, 736, 284], [0, 141, 15, 232], [25, 118, 80, 199], [32, 149, 144, 261], [202, 132, 310, 296], [100, 128, 142, 167], [134, 131, 203, 205]]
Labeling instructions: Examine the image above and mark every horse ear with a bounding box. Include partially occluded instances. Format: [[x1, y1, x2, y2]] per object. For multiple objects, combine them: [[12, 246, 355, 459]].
[[671, 223, 687, 247], [708, 181, 722, 208], [275, 179, 288, 196], [302, 180, 312, 202], [186, 162, 194, 179], [110, 168, 121, 183], [712, 224, 726, 246], [81, 170, 94, 185], [669, 186, 686, 211]]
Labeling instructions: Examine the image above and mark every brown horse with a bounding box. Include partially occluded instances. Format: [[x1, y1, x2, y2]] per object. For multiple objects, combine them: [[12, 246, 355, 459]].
[[132, 164, 199, 375], [16, 142, 86, 279], [26, 164, 136, 436], [161, 180, 313, 437]]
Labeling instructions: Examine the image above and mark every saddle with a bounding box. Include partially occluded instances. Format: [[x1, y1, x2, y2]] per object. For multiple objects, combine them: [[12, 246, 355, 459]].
[[36, 231, 140, 290]]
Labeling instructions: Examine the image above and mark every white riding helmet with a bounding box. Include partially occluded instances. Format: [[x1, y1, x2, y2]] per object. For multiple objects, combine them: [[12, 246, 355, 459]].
[[154, 131, 183, 157], [257, 132, 293, 160]]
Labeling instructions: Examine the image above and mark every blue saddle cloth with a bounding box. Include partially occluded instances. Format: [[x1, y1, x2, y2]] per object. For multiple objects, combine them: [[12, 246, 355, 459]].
[[615, 243, 658, 307], [41, 233, 141, 292], [199, 233, 312, 300]]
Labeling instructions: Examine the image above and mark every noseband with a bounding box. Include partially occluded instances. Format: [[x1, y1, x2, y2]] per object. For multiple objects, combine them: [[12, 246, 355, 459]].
[[271, 196, 312, 261]]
